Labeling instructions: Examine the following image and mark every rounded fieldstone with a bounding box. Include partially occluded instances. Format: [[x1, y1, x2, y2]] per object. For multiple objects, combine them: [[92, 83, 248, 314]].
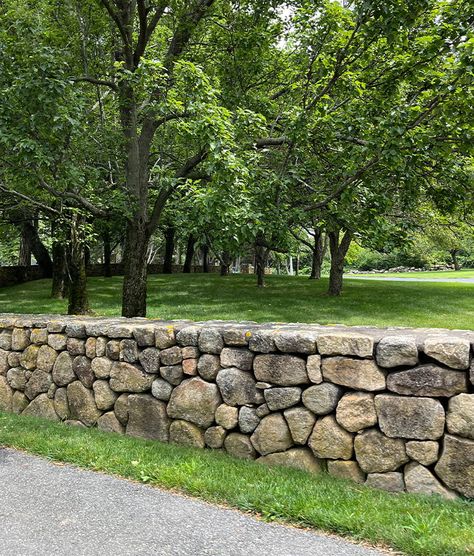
[[302, 383, 342, 415], [198, 328, 224, 354], [93, 380, 118, 411], [85, 337, 97, 359], [253, 354, 308, 386], [220, 347, 254, 371], [216, 367, 263, 406], [133, 325, 156, 347], [264, 387, 302, 411], [155, 326, 176, 349], [321, 357, 385, 391], [119, 339, 138, 363], [256, 403, 270, 418], [182, 359, 197, 376], [30, 328, 48, 345], [238, 406, 260, 433], [376, 336, 418, 368], [0, 330, 12, 351], [435, 434, 474, 498], [197, 354, 221, 381], [12, 391, 29, 414], [405, 441, 439, 466], [114, 393, 130, 425], [97, 412, 125, 434], [204, 425, 226, 449], [224, 433, 256, 459], [110, 362, 154, 393], [91, 357, 113, 379], [423, 336, 471, 370], [354, 429, 408, 473], [215, 404, 239, 429], [19, 345, 40, 371], [248, 330, 276, 353], [167, 377, 221, 428], [446, 393, 474, 439], [283, 407, 316, 445], [273, 331, 317, 354], [73, 356, 95, 388], [47, 334, 67, 351], [160, 346, 183, 366], [176, 326, 200, 347], [327, 460, 365, 484], [317, 333, 373, 358], [96, 337, 107, 357], [7, 367, 27, 391], [25, 370, 52, 400], [365, 472, 405, 493], [66, 381, 101, 426], [106, 340, 121, 360], [336, 392, 377, 433], [251, 413, 293, 456], [22, 393, 59, 421], [160, 365, 184, 386], [12, 329, 30, 351], [151, 378, 173, 401], [308, 415, 353, 460], [307, 355, 322, 384], [258, 448, 322, 474], [126, 394, 170, 441], [404, 462, 457, 500], [0, 376, 13, 411], [52, 352, 75, 386], [387, 364, 467, 397], [67, 338, 85, 356], [170, 420, 205, 448], [36, 345, 58, 372], [138, 347, 161, 373], [54, 387, 69, 420]]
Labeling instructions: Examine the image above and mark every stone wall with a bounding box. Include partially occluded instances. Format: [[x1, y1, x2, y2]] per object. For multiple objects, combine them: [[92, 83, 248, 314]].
[[0, 314, 473, 500]]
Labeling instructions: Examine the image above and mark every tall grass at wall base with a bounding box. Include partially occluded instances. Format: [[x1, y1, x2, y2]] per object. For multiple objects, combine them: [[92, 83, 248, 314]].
[[0, 412, 473, 556]]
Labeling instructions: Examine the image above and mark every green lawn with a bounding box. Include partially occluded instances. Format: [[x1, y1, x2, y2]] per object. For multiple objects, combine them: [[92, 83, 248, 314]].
[[0, 273, 473, 329], [0, 412, 472, 556], [349, 269, 474, 280]]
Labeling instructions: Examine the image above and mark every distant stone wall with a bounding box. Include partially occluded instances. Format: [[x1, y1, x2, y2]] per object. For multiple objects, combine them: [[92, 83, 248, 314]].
[[0, 314, 473, 500]]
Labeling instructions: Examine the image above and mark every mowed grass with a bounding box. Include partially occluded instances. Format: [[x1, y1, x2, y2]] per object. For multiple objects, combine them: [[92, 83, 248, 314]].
[[0, 412, 472, 556], [0, 273, 473, 329], [351, 269, 474, 280]]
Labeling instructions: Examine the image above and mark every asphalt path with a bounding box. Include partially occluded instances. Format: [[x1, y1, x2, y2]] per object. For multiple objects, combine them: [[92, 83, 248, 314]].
[[0, 448, 386, 556], [346, 276, 474, 283]]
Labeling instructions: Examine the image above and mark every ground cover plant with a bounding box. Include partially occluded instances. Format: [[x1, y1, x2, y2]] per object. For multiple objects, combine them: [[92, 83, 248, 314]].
[[0, 274, 473, 330], [0, 411, 472, 556]]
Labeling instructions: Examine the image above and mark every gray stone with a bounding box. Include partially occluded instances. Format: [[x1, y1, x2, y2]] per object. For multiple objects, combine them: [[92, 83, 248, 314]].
[[170, 420, 205, 448], [375, 394, 445, 440], [47, 383, 57, 399], [19, 345, 39, 370], [216, 367, 263, 406], [106, 340, 121, 360], [167, 377, 221, 428], [47, 321, 65, 333], [133, 325, 155, 347], [251, 413, 293, 455], [85, 337, 97, 359], [30, 328, 48, 345], [120, 339, 138, 363], [155, 326, 176, 349], [11, 328, 30, 351], [376, 336, 418, 368], [224, 433, 257, 459], [204, 425, 226, 449], [404, 462, 457, 500], [307, 355, 322, 383], [138, 347, 161, 373], [160, 365, 184, 386], [264, 387, 301, 411], [22, 393, 59, 421], [446, 393, 474, 439], [93, 380, 118, 411], [126, 394, 169, 441], [182, 346, 199, 360], [66, 338, 85, 356], [12, 391, 29, 414], [54, 387, 69, 420], [222, 328, 249, 346], [365, 472, 405, 492], [302, 383, 343, 415], [220, 348, 254, 370], [64, 420, 86, 428], [284, 407, 316, 445], [327, 460, 365, 484], [176, 326, 200, 347], [321, 357, 385, 391], [91, 357, 113, 379], [423, 336, 471, 370], [354, 429, 408, 473], [256, 403, 270, 418], [95, 337, 107, 357], [274, 331, 317, 354], [308, 416, 354, 460], [0, 376, 13, 411], [435, 434, 474, 498], [73, 356, 95, 388], [1, 349, 10, 374], [0, 330, 12, 350], [7, 367, 27, 391], [317, 333, 373, 358], [65, 322, 86, 338], [258, 448, 322, 474], [238, 406, 260, 433], [114, 393, 130, 425], [25, 370, 52, 400], [198, 328, 224, 354], [248, 330, 276, 353], [405, 441, 439, 466], [160, 346, 183, 366], [256, 382, 272, 389], [36, 345, 58, 372], [47, 334, 67, 351], [254, 354, 308, 386], [387, 364, 467, 397], [335, 392, 377, 433], [97, 412, 125, 434], [109, 362, 154, 393], [197, 354, 221, 381], [151, 378, 173, 401], [67, 381, 101, 426], [215, 404, 239, 429]]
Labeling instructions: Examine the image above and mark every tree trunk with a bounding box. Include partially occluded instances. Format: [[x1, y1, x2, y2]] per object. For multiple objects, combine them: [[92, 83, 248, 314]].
[[220, 251, 231, 276], [103, 232, 112, 277], [183, 234, 195, 273], [18, 224, 32, 266], [51, 242, 68, 299], [163, 226, 175, 274], [309, 230, 325, 280], [328, 230, 352, 296], [202, 245, 209, 273], [450, 249, 461, 271], [67, 217, 90, 315], [255, 244, 268, 287], [122, 218, 149, 317], [17, 221, 53, 278]]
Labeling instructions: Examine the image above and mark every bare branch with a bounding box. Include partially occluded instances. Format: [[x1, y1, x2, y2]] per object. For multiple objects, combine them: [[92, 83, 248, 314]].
[[71, 76, 118, 91]]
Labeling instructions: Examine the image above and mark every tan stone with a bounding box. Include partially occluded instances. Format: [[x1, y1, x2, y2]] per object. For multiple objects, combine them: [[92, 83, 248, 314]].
[[435, 434, 474, 498], [19, 345, 40, 370], [376, 336, 418, 368], [423, 336, 471, 370], [446, 394, 474, 439], [97, 412, 124, 434], [47, 334, 67, 351], [22, 393, 59, 421], [25, 370, 52, 400], [251, 413, 293, 455], [284, 407, 316, 445], [308, 416, 353, 460], [216, 367, 263, 406], [52, 351, 75, 386], [336, 392, 377, 433], [354, 429, 408, 473], [306, 355, 322, 383], [258, 448, 322, 474], [215, 404, 239, 429], [54, 387, 69, 420], [91, 356, 113, 379], [322, 357, 385, 391], [0, 375, 13, 411], [66, 381, 101, 426], [167, 377, 221, 428], [327, 460, 365, 484], [302, 383, 342, 415], [254, 354, 308, 385], [126, 394, 169, 441], [224, 433, 256, 459], [365, 472, 405, 493], [93, 380, 118, 411], [30, 328, 48, 345], [109, 362, 154, 393], [170, 420, 205, 448], [12, 328, 30, 351], [12, 391, 29, 414], [404, 462, 457, 500], [114, 393, 130, 425], [204, 425, 226, 449], [36, 345, 58, 372], [405, 441, 439, 466], [387, 364, 467, 397], [317, 333, 373, 358]]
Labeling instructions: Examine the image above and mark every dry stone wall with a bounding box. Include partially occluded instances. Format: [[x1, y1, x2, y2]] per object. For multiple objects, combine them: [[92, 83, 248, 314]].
[[0, 314, 473, 500]]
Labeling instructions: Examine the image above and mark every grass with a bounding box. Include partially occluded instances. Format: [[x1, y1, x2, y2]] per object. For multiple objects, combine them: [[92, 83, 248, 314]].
[[350, 269, 474, 280], [0, 273, 473, 329], [0, 412, 472, 556]]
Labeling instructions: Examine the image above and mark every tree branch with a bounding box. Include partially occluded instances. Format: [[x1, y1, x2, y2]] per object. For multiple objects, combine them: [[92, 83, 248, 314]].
[[71, 76, 118, 91]]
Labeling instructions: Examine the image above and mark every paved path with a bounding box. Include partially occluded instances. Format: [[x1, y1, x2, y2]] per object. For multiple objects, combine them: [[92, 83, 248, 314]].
[[346, 275, 474, 283], [0, 448, 385, 556]]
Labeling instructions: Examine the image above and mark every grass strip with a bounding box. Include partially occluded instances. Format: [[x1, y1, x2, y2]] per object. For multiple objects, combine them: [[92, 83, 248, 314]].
[[0, 412, 473, 556]]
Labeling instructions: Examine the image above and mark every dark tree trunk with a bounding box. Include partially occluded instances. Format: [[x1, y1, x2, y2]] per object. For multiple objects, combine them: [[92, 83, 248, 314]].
[[255, 244, 268, 287], [103, 232, 112, 277], [450, 249, 461, 271], [17, 221, 53, 278], [328, 230, 352, 296], [18, 224, 32, 267], [183, 234, 196, 273], [67, 217, 90, 315], [220, 251, 231, 276], [202, 245, 209, 273], [309, 230, 326, 280], [122, 218, 149, 317], [51, 242, 68, 299], [163, 226, 175, 274]]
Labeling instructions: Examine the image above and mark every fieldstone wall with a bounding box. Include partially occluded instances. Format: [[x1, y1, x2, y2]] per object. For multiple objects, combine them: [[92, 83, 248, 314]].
[[0, 314, 473, 500]]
